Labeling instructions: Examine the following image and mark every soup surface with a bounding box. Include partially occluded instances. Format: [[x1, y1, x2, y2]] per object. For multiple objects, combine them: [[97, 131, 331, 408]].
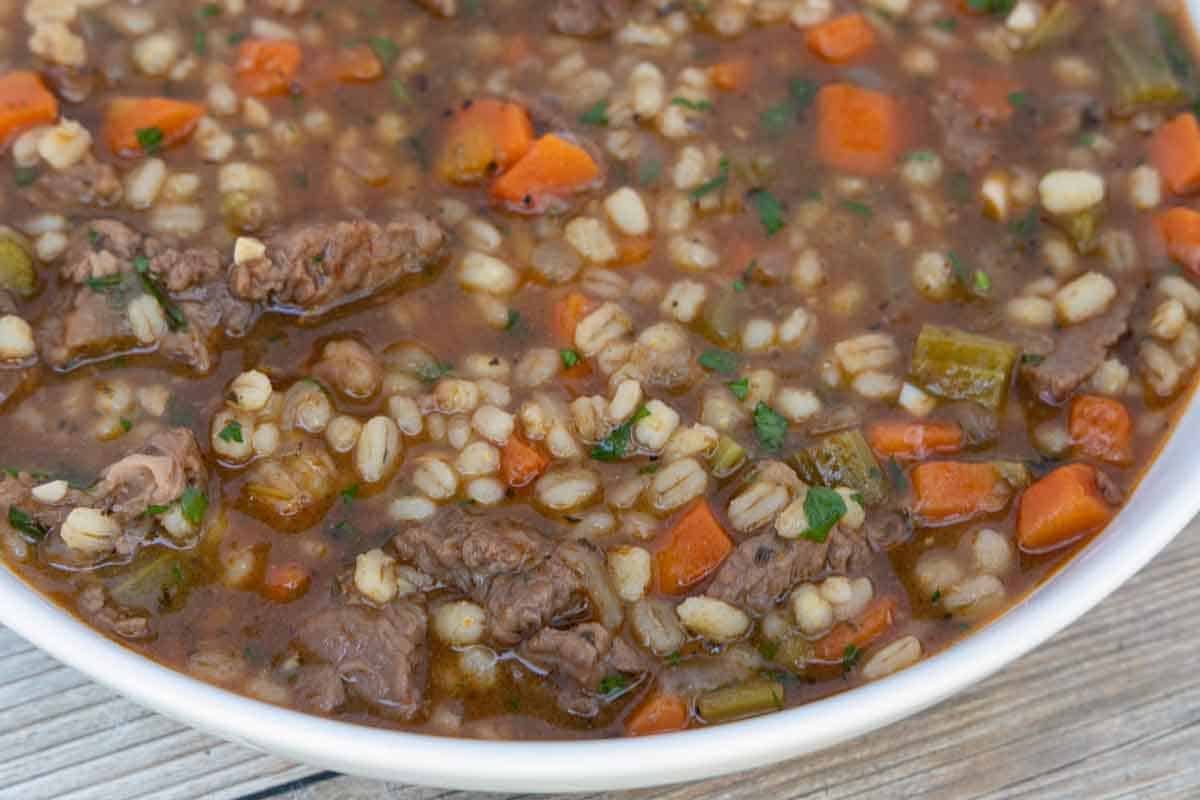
[[2, 0, 1200, 740]]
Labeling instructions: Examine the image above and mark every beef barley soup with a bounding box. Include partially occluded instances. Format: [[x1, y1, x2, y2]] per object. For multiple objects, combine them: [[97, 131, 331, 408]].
[[1, 0, 1200, 740]]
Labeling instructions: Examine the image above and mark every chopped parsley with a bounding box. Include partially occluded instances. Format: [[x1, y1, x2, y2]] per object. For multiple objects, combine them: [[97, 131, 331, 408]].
[[689, 157, 729, 200], [591, 405, 650, 462], [758, 640, 780, 661], [749, 188, 786, 236], [559, 349, 581, 369], [906, 149, 937, 162], [199, 2, 222, 17], [415, 361, 454, 383], [133, 255, 187, 331], [135, 126, 165, 154], [840, 199, 873, 219], [727, 377, 749, 401], [85, 274, 124, 292], [637, 462, 659, 475], [1007, 90, 1030, 110], [752, 402, 788, 452], [390, 78, 412, 104], [119, 418, 133, 433], [698, 348, 738, 375], [504, 308, 521, 331], [144, 504, 169, 517], [8, 506, 48, 542], [341, 483, 359, 504], [932, 17, 957, 31], [579, 99, 609, 127], [368, 35, 400, 69], [886, 457, 909, 493], [193, 29, 208, 55], [1020, 353, 1046, 366], [670, 96, 712, 111], [800, 487, 847, 543], [761, 77, 818, 136], [931, 589, 942, 603], [217, 419, 244, 443], [842, 643, 861, 674], [965, 0, 1014, 14], [180, 487, 207, 527], [733, 260, 756, 292], [597, 673, 628, 695], [665, 650, 682, 666]]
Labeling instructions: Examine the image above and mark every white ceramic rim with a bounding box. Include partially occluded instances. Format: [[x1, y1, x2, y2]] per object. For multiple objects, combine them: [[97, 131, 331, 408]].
[[7, 6, 1200, 791]]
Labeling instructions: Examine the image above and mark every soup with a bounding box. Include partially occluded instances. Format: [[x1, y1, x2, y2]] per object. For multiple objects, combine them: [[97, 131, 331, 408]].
[[1, 0, 1199, 740]]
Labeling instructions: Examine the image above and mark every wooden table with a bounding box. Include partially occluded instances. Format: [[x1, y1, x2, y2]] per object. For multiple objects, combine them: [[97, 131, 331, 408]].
[[4, 518, 1199, 800]]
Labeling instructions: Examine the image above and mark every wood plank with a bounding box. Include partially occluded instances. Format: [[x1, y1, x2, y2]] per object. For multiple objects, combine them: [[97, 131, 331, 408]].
[[1, 519, 1199, 800]]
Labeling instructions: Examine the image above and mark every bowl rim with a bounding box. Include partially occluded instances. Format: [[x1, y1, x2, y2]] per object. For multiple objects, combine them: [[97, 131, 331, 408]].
[[4, 404, 1199, 793], [7, 5, 1200, 791]]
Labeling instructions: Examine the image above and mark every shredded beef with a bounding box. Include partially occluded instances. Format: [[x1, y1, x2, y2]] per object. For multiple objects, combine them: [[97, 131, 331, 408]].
[[519, 622, 647, 717], [229, 214, 446, 317], [93, 428, 206, 520], [413, 0, 457, 16], [706, 525, 871, 614], [392, 510, 586, 645], [1021, 295, 1135, 405], [296, 599, 429, 718], [27, 158, 123, 211], [930, 80, 1001, 172]]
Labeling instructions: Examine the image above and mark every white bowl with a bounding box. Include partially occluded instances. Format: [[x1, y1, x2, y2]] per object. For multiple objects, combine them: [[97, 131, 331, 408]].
[[6, 10, 1200, 791]]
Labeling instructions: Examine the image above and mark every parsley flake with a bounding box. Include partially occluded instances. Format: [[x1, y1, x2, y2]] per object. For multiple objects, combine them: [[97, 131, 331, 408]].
[[749, 188, 786, 236], [180, 487, 207, 527], [85, 274, 124, 292], [670, 96, 712, 111], [752, 402, 788, 452], [559, 349, 581, 369], [8, 506, 48, 541], [591, 405, 650, 462], [727, 377, 749, 401], [579, 99, 609, 127], [597, 673, 628, 695], [842, 643, 861, 674], [699, 349, 739, 375], [800, 487, 847, 543], [368, 36, 400, 69], [217, 419, 243, 443], [690, 157, 729, 200], [416, 361, 454, 383], [135, 126, 165, 154]]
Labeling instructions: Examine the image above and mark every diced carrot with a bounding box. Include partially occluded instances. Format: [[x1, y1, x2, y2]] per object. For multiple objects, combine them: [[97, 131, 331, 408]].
[[332, 44, 384, 83], [816, 83, 903, 176], [491, 133, 601, 211], [1155, 206, 1200, 277], [103, 97, 206, 157], [625, 691, 689, 737], [813, 596, 898, 663], [868, 420, 964, 460], [0, 71, 58, 146], [709, 58, 752, 92], [552, 290, 595, 344], [1017, 463, 1114, 552], [262, 561, 311, 603], [1150, 113, 1200, 195], [910, 461, 1009, 523], [969, 77, 1022, 123], [436, 98, 535, 185], [501, 434, 551, 488], [655, 500, 734, 595], [806, 13, 878, 64], [1069, 395, 1133, 465], [236, 39, 303, 97], [614, 234, 655, 266]]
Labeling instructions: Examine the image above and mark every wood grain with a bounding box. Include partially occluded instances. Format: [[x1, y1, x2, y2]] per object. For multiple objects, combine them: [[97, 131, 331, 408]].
[[3, 518, 1200, 800]]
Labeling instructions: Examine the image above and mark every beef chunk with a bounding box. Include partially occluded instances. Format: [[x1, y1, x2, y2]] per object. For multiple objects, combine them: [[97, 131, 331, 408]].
[[392, 510, 585, 645], [0, 366, 36, 409], [229, 214, 446, 317], [706, 525, 870, 614], [614, 322, 697, 390], [78, 584, 152, 640], [1021, 296, 1134, 405], [930, 80, 1000, 172], [27, 157, 123, 211], [296, 599, 428, 718], [549, 0, 623, 37], [519, 622, 647, 717], [41, 221, 247, 373], [864, 510, 912, 552], [93, 428, 206, 521], [294, 664, 347, 713]]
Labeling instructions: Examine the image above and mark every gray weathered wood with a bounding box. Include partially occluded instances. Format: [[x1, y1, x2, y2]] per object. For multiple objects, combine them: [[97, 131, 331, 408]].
[[4, 519, 1200, 800]]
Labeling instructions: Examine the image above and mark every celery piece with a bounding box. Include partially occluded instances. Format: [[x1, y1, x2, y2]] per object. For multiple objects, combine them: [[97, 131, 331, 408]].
[[910, 324, 1018, 411], [774, 635, 813, 674], [709, 434, 747, 478], [993, 460, 1032, 490], [1107, 34, 1186, 117], [793, 429, 887, 506], [0, 236, 35, 297], [1056, 204, 1105, 254], [110, 550, 191, 610], [1020, 0, 1083, 51], [697, 678, 785, 723], [700, 290, 741, 347]]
